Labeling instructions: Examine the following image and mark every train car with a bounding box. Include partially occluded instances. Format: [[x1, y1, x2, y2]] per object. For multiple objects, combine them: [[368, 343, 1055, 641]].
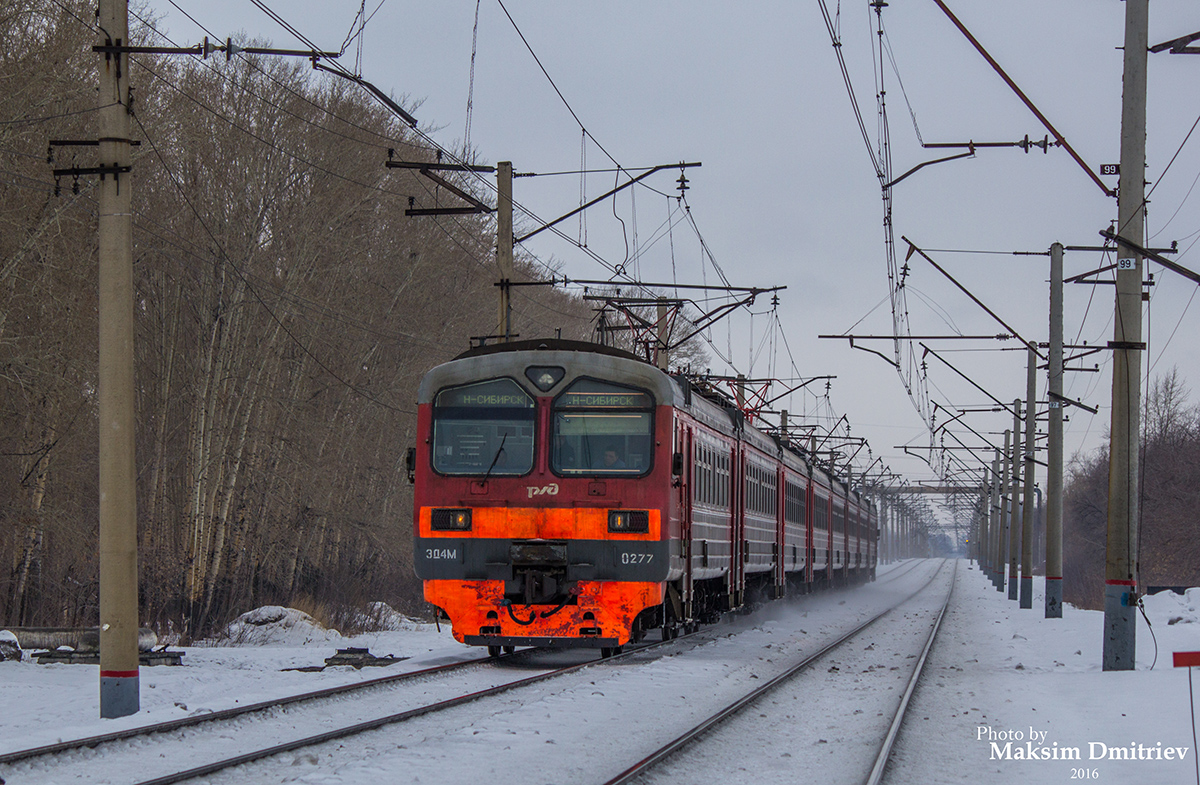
[[411, 339, 876, 656]]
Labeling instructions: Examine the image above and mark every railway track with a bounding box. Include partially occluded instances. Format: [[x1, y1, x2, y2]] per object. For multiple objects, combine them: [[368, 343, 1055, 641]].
[[873, 558, 929, 586], [601, 559, 955, 785], [1, 619, 720, 785], [4, 566, 923, 785], [0, 650, 506, 767]]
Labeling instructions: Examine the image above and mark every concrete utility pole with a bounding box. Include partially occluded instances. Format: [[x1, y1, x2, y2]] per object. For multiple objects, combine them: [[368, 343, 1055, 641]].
[[97, 0, 140, 718], [1021, 346, 1037, 609], [1008, 405, 1021, 601], [656, 297, 669, 370], [981, 472, 991, 566], [1104, 0, 1148, 671], [496, 161, 514, 342], [1047, 243, 1065, 618], [887, 494, 894, 564], [998, 434, 1011, 593], [976, 472, 989, 571], [989, 451, 1002, 588]]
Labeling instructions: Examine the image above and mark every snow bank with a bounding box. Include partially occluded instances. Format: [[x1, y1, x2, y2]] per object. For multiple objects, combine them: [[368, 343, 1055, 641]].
[[1141, 588, 1200, 628], [219, 606, 344, 646], [0, 630, 20, 662]]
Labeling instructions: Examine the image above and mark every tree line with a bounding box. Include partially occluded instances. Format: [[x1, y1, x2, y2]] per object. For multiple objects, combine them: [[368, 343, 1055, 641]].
[[1063, 368, 1200, 609], [1, 1, 598, 637]]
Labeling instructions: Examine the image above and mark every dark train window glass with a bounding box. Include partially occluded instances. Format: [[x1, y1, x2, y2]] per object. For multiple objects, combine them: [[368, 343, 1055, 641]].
[[432, 378, 535, 476], [700, 448, 710, 504], [814, 495, 828, 530], [552, 379, 653, 476], [718, 453, 728, 508]]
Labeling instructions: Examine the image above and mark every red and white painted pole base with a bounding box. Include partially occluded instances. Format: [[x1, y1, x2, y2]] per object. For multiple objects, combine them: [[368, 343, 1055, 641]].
[[100, 669, 140, 718]]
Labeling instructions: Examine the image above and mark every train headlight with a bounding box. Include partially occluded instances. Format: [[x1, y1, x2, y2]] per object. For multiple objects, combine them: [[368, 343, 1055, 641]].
[[431, 508, 472, 531], [525, 366, 566, 392], [608, 510, 649, 533]]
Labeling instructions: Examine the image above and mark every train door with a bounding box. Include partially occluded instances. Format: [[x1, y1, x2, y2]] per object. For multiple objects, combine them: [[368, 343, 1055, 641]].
[[775, 465, 786, 598], [825, 493, 834, 583], [679, 424, 694, 621], [805, 477, 815, 586], [731, 442, 744, 609], [837, 494, 847, 583]]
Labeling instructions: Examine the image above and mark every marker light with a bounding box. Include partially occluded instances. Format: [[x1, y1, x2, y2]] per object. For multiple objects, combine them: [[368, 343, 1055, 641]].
[[431, 508, 472, 531], [608, 510, 649, 533]]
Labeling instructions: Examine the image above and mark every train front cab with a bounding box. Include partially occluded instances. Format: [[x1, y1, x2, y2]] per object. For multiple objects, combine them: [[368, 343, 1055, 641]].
[[413, 346, 682, 653]]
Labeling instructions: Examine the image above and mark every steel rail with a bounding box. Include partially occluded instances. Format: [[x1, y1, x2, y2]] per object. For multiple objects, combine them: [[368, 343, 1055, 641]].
[[601, 559, 950, 785], [0, 651, 506, 765], [120, 627, 712, 785], [864, 560, 957, 785], [872, 558, 927, 586], [0, 648, 566, 768]]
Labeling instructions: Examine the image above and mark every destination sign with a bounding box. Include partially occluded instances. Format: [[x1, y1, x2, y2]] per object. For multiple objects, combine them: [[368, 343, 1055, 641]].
[[451, 393, 532, 407], [559, 391, 652, 408], [437, 379, 533, 408]]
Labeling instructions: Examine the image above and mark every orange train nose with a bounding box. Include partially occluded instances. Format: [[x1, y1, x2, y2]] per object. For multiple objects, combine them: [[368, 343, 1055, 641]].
[[425, 579, 663, 648]]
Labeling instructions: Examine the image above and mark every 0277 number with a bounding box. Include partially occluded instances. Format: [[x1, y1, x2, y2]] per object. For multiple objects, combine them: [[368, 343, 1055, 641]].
[[620, 552, 653, 565]]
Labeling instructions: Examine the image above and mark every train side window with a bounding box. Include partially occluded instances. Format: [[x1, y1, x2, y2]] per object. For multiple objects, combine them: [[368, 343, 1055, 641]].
[[703, 446, 711, 505], [766, 469, 777, 517], [552, 378, 654, 476], [699, 445, 710, 507], [814, 494, 828, 531], [744, 466, 750, 513], [719, 453, 728, 509], [432, 378, 535, 476]]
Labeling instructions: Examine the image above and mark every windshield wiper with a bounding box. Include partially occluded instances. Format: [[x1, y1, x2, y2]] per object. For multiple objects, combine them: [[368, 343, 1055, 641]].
[[482, 433, 508, 482]]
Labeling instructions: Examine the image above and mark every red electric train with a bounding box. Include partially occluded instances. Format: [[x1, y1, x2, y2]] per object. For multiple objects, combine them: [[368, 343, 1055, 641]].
[[411, 339, 877, 656]]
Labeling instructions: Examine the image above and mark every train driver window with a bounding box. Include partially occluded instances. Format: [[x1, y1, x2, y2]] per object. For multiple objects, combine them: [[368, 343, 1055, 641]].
[[432, 378, 535, 476], [552, 378, 654, 476]]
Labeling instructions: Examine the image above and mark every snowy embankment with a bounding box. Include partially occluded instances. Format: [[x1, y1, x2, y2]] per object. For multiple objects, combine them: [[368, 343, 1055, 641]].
[[0, 563, 1197, 785], [889, 566, 1200, 785]]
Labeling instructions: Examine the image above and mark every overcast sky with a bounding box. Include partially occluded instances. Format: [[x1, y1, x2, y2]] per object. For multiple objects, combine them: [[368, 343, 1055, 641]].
[[150, 1, 1200, 532]]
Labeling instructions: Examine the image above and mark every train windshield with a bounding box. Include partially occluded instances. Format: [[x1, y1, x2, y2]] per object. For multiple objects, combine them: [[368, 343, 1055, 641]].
[[552, 379, 653, 476], [432, 378, 535, 476]]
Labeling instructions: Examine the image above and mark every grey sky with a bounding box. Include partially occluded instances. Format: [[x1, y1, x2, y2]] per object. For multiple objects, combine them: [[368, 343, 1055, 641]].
[[152, 1, 1200, 530]]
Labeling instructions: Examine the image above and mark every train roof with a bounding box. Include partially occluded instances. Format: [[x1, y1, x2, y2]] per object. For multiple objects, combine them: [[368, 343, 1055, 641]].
[[419, 339, 685, 407]]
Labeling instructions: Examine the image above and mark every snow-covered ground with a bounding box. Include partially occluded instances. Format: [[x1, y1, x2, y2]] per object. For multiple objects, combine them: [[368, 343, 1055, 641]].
[[891, 564, 1200, 785], [0, 560, 1197, 784]]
